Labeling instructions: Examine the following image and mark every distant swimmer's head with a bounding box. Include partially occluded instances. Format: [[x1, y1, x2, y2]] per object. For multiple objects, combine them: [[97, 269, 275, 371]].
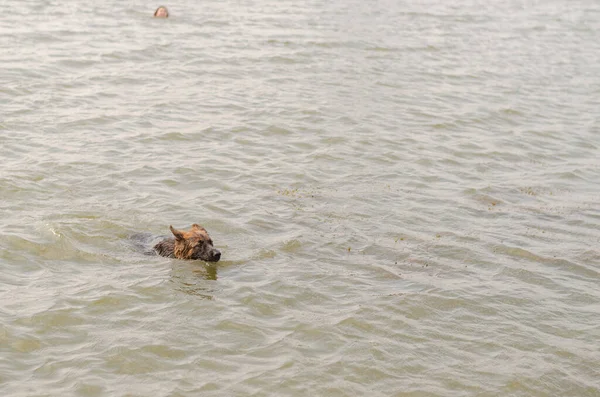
[[154, 6, 169, 18]]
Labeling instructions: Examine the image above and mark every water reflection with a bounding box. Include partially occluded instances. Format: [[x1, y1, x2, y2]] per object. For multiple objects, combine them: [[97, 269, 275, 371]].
[[169, 261, 218, 299]]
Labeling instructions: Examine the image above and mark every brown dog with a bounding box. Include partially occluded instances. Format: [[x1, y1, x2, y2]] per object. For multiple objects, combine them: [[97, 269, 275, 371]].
[[154, 224, 221, 262]]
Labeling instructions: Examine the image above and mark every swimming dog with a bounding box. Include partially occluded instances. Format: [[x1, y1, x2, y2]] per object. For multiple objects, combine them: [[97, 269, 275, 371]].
[[154, 224, 221, 262]]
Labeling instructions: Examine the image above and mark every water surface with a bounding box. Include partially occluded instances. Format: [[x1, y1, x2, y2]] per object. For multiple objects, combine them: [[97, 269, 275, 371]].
[[1, 0, 599, 396]]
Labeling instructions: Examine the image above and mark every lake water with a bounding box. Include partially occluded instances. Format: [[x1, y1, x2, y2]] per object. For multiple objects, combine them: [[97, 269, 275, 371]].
[[1, 0, 599, 395]]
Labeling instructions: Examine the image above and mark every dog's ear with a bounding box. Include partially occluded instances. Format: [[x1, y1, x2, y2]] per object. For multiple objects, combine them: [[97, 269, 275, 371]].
[[170, 225, 185, 241], [191, 224, 206, 232]]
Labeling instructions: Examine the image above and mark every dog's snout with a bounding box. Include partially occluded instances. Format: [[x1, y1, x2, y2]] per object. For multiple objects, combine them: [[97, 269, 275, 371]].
[[212, 249, 221, 261]]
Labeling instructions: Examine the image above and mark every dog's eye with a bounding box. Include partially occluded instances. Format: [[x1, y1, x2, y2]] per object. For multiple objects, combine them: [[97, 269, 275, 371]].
[[207, 239, 213, 245]]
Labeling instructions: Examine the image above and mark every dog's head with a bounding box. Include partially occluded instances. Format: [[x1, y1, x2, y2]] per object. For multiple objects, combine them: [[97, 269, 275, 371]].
[[170, 224, 221, 262]]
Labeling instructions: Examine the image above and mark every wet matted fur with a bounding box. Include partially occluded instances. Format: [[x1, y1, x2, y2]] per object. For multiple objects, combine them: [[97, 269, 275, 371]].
[[154, 224, 221, 262]]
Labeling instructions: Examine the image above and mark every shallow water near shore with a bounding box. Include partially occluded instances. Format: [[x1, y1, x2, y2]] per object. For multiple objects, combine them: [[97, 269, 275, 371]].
[[1, 0, 599, 396]]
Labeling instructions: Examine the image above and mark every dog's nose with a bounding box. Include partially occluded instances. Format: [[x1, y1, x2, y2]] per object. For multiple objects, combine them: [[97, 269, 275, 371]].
[[212, 249, 221, 261]]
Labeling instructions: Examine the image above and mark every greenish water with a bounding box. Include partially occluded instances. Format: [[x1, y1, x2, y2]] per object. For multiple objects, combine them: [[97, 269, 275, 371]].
[[1, 0, 599, 396]]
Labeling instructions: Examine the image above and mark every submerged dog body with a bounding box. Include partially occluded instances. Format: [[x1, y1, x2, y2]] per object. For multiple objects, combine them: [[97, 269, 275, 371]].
[[154, 224, 221, 262]]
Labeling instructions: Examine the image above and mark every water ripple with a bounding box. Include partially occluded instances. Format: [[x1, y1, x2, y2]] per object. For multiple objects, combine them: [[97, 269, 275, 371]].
[[1, 0, 600, 395]]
